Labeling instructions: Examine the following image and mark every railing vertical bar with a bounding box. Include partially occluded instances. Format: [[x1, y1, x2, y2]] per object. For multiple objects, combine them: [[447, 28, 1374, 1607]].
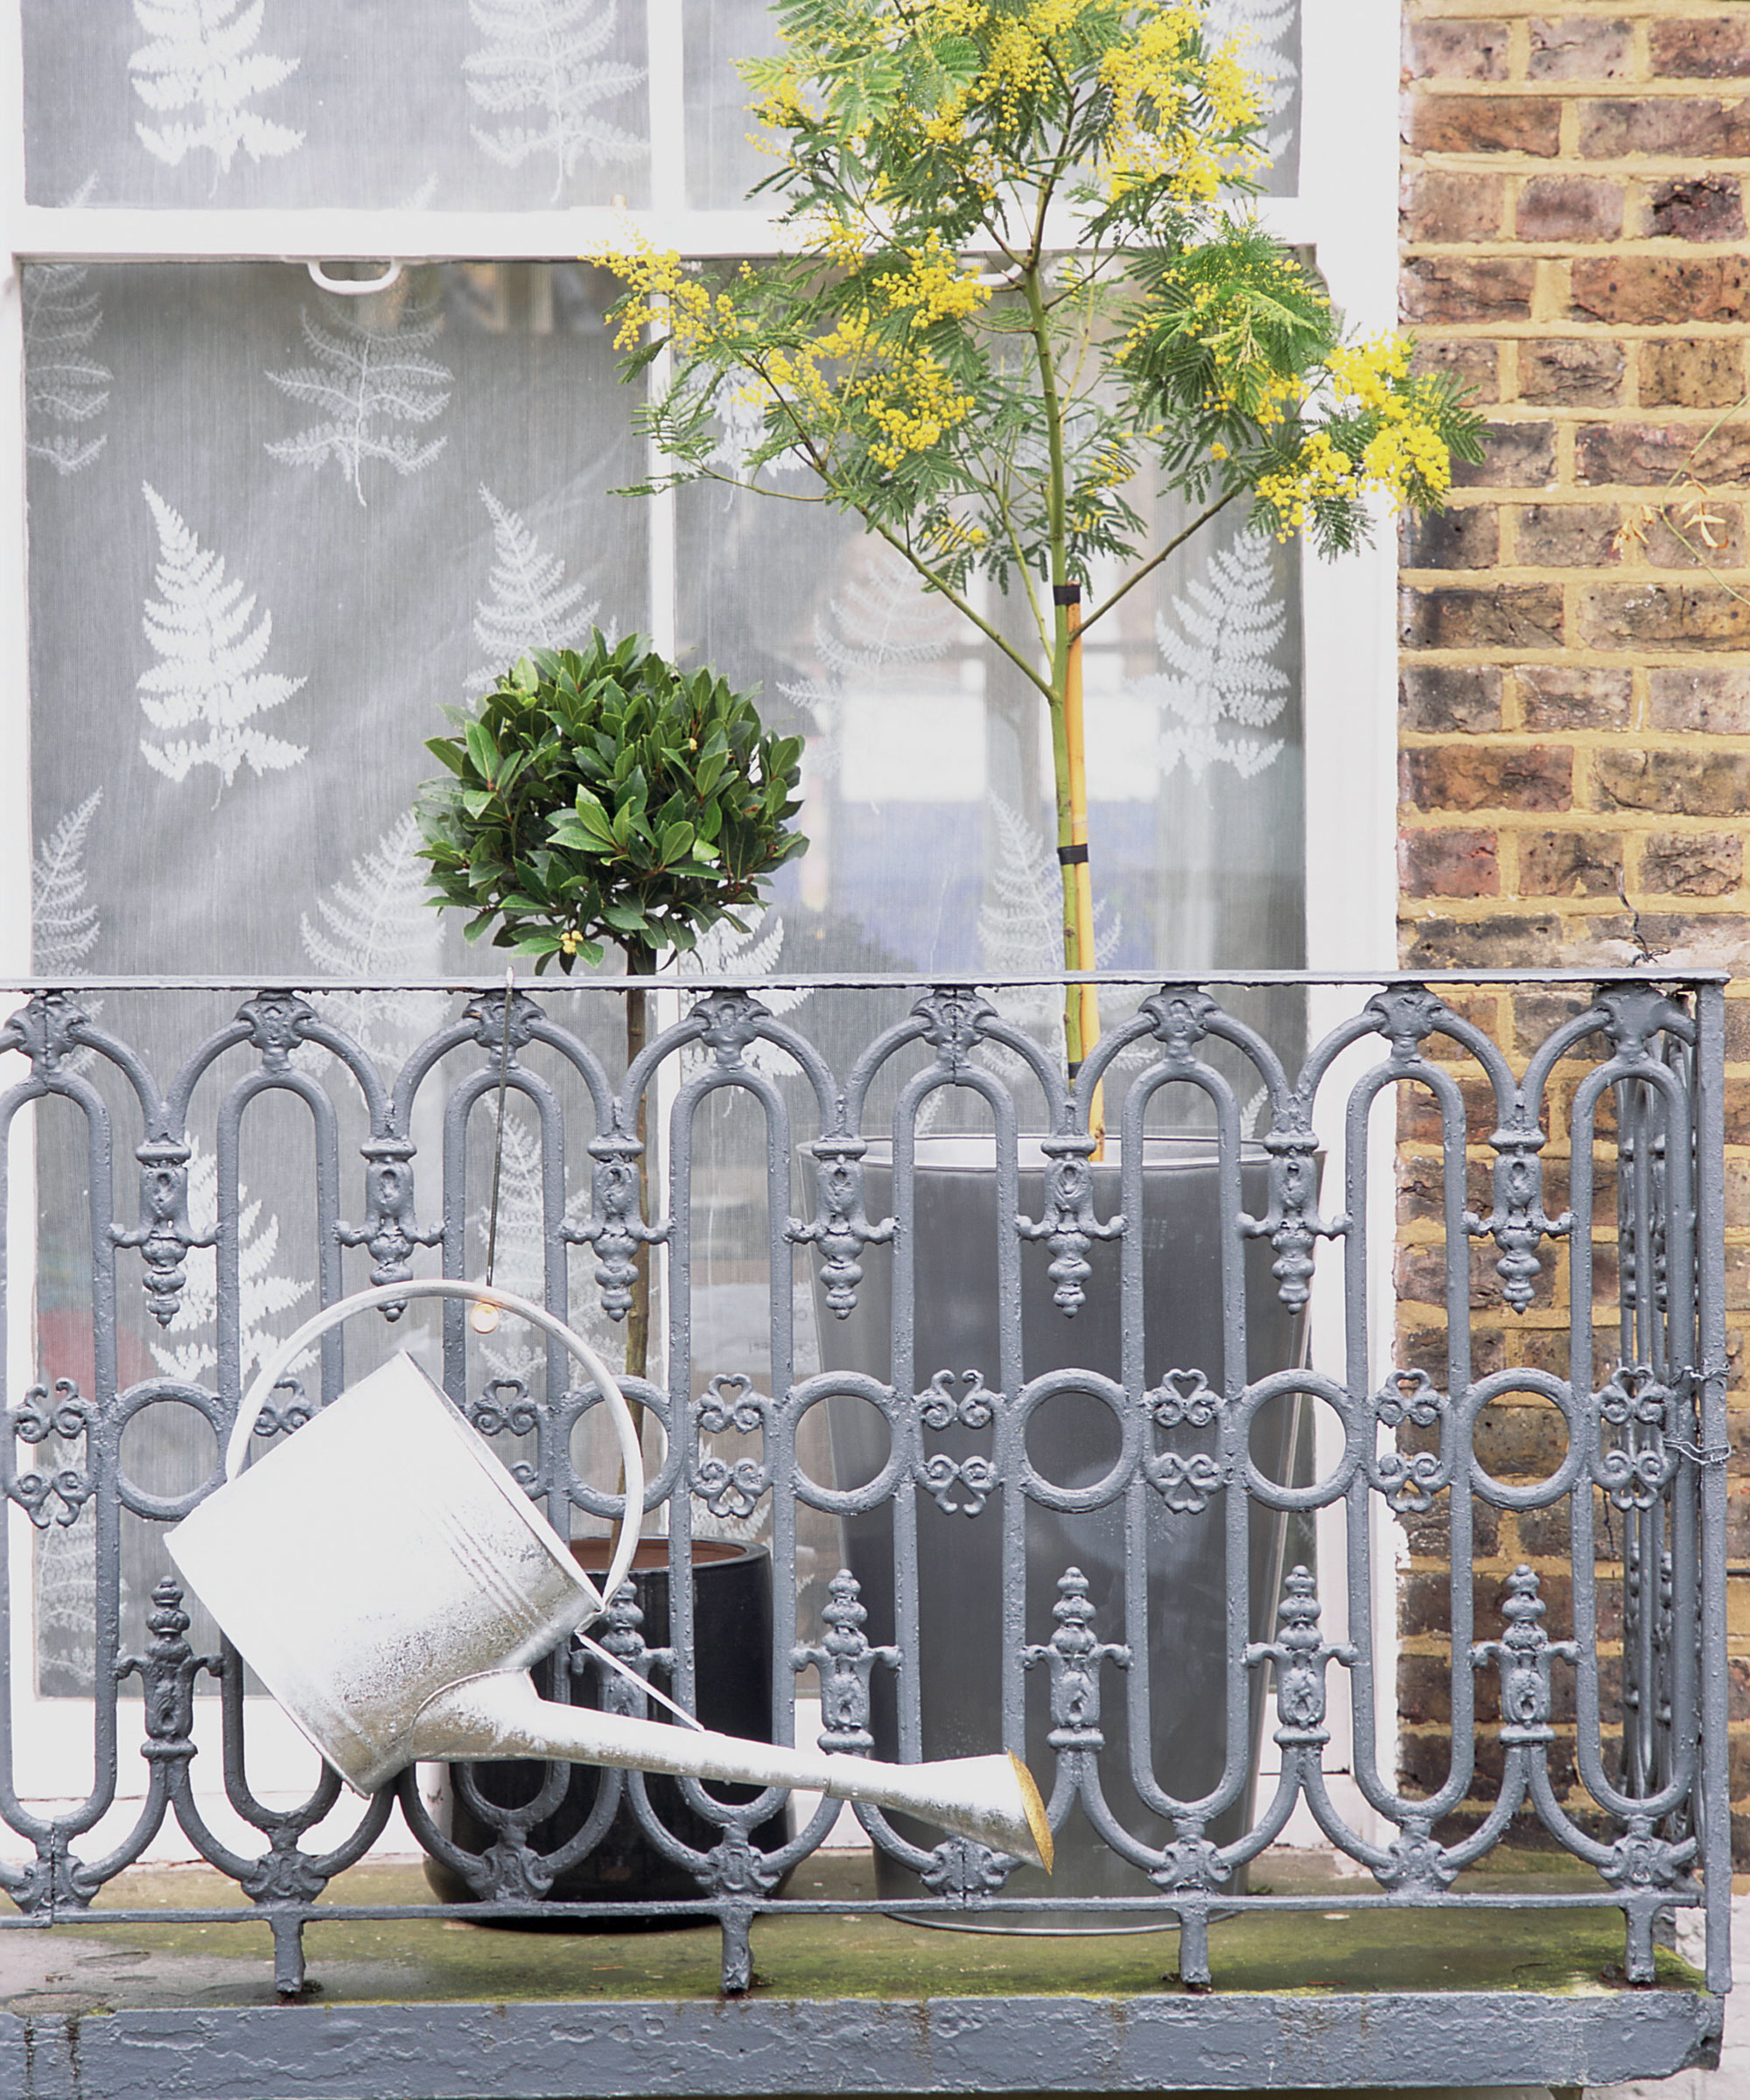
[[1694, 980, 1731, 1996]]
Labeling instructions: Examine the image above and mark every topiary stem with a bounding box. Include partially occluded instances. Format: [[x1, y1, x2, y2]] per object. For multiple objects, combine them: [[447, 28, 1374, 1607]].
[[622, 937, 655, 1427]]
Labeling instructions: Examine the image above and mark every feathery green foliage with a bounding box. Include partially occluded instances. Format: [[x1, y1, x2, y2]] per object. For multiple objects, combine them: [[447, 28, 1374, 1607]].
[[592, 0, 1482, 1045]]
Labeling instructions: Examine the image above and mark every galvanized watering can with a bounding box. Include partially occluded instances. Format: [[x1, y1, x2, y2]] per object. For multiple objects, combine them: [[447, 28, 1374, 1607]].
[[166, 1279, 1051, 1871]]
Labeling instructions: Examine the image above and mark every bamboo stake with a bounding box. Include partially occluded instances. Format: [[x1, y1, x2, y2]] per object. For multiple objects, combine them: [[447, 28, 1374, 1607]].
[[1060, 586, 1104, 1153]]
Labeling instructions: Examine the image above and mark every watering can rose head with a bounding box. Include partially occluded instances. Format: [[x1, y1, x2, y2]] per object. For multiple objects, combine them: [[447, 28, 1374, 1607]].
[[417, 633, 808, 976]]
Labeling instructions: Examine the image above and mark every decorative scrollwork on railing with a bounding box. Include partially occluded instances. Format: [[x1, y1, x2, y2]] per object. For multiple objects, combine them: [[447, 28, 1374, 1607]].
[[1365, 984, 1450, 1061], [116, 1134, 207, 1327], [912, 985, 998, 1069], [3, 987, 95, 1074], [249, 1376, 314, 1446], [793, 1570, 895, 1754], [1018, 1134, 1122, 1315], [1592, 1366, 1678, 1510], [1249, 1567, 1354, 1753], [1144, 1370, 1226, 1513], [8, 1380, 95, 1528], [794, 1131, 892, 1320], [916, 1368, 998, 1513], [1370, 1368, 1452, 1514], [1466, 1102, 1572, 1313], [692, 1375, 769, 1521], [1243, 1103, 1340, 1313], [1024, 1567, 1130, 1756], [1474, 1567, 1577, 1747], [340, 1134, 438, 1300], [0, 971, 1723, 2002]]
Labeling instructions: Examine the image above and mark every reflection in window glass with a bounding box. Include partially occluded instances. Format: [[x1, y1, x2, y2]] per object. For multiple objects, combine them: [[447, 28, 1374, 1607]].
[[676, 485, 1305, 995]]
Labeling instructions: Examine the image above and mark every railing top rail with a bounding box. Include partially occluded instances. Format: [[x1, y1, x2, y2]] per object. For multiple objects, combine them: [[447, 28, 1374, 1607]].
[[0, 968, 1732, 995]]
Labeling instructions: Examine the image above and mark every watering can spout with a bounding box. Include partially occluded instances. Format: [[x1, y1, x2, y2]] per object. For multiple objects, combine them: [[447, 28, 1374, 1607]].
[[410, 1670, 1053, 1872], [164, 1292, 1054, 1880]]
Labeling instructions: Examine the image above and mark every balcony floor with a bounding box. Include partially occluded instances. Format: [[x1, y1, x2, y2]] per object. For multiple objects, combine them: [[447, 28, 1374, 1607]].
[[0, 1852, 1723, 2096]]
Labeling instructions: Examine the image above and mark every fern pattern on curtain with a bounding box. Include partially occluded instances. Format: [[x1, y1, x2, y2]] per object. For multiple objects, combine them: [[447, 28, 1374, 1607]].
[[22, 0, 1299, 207], [20, 0, 1306, 1696]]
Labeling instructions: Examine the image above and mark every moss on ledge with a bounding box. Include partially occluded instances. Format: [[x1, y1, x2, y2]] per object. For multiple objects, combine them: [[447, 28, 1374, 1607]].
[[0, 1851, 1704, 2015]]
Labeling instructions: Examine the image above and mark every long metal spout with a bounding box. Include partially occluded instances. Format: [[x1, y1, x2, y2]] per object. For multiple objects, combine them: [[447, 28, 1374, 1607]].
[[410, 1670, 1054, 1872]]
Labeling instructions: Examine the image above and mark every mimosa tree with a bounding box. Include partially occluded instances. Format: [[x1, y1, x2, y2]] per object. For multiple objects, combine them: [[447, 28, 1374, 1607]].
[[597, 0, 1480, 1072]]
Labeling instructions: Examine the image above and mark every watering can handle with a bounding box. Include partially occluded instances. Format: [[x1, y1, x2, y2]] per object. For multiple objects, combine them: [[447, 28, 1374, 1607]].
[[229, 1279, 646, 1626]]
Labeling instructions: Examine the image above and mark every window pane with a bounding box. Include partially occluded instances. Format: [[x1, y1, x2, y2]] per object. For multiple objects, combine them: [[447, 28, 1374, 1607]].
[[683, 0, 780, 212], [23, 0, 650, 209], [22, 1, 1298, 213], [676, 489, 1306, 992], [27, 260, 645, 976]]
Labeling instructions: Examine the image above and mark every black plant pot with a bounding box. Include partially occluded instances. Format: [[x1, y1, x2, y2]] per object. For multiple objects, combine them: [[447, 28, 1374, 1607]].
[[817, 1136, 1307, 1930], [422, 1540, 791, 1919]]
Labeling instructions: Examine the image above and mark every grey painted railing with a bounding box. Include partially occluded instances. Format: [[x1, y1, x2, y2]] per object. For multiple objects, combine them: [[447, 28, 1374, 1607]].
[[0, 971, 1731, 2006]]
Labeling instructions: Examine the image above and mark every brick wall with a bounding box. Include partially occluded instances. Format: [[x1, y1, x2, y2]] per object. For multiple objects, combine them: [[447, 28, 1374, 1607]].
[[1397, 4, 1750, 1853]]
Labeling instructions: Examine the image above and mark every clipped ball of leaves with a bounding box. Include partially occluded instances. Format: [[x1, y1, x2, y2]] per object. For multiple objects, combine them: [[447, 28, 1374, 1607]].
[[418, 634, 807, 973]]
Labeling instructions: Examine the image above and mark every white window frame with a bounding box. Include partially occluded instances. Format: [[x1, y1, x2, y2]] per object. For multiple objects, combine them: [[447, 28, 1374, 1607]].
[[0, 0, 1402, 1851]]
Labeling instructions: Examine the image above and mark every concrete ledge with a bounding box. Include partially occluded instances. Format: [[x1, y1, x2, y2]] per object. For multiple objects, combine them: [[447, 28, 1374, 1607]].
[[0, 1987, 1724, 2099], [0, 1858, 1726, 2096]]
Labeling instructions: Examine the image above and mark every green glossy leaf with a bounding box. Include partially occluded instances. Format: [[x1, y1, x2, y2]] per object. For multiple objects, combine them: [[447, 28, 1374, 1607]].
[[463, 718, 500, 780]]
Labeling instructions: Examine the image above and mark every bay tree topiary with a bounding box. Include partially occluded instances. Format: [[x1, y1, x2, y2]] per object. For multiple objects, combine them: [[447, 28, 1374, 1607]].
[[418, 632, 806, 1377], [418, 634, 806, 982]]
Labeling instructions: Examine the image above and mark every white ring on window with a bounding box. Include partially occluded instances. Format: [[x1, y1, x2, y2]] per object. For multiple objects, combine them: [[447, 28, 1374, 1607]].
[[300, 259, 404, 296]]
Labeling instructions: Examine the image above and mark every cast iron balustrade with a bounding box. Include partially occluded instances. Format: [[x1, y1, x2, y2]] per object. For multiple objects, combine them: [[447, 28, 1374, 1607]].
[[0, 970, 1731, 2065]]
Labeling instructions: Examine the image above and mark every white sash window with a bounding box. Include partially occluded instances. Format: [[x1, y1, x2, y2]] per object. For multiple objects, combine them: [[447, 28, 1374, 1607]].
[[1, 0, 1399, 1845]]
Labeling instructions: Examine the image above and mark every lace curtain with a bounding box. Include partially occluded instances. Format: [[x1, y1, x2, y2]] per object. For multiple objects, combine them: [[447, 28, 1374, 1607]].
[[23, 0, 1298, 209], [20, 0, 1307, 1695]]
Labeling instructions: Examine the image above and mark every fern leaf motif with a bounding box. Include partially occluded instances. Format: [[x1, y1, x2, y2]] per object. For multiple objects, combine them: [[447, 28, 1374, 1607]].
[[24, 245, 112, 477], [466, 0, 647, 203], [129, 0, 304, 175], [469, 1101, 625, 1380], [977, 797, 1119, 1065], [33, 789, 104, 971], [150, 1142, 311, 1385], [265, 299, 452, 507], [1207, 0, 1298, 160], [705, 376, 809, 487], [468, 486, 599, 694], [136, 483, 308, 797], [1139, 533, 1291, 781], [299, 811, 444, 1070], [34, 1503, 106, 1694], [472, 1101, 550, 1312]]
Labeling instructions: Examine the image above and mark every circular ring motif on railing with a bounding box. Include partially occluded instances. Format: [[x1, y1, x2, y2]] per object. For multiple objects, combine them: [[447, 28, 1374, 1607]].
[[1461, 1367, 1583, 1508], [1453, 1368, 1579, 1503], [564, 1376, 681, 1518], [1234, 1368, 1363, 1509], [788, 1374, 907, 1512], [1014, 1368, 1136, 1510], [113, 1380, 231, 1520]]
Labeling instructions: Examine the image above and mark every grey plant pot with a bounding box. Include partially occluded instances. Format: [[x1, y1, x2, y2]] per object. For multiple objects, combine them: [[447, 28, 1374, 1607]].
[[816, 1136, 1306, 1931]]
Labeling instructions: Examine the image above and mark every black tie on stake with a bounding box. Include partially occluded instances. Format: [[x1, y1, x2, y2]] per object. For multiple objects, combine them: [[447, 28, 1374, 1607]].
[[469, 967, 516, 1336]]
